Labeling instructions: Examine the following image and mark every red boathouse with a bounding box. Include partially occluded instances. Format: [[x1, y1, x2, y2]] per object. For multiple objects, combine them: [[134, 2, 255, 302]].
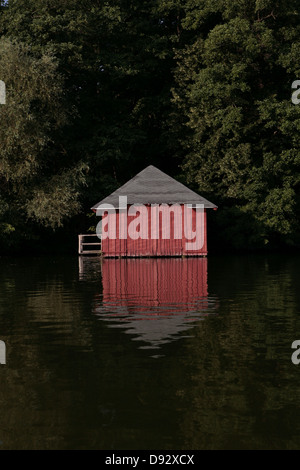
[[91, 166, 217, 257]]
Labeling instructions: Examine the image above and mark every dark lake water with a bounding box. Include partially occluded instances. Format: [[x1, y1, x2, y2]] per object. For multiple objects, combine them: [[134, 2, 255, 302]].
[[0, 254, 300, 450]]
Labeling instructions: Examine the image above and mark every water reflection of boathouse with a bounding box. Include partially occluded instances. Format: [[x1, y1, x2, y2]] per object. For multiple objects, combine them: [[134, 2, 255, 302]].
[[93, 258, 217, 349]]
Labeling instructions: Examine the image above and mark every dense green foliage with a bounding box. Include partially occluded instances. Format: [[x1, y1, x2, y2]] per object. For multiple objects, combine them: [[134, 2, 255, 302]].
[[0, 0, 299, 252], [172, 0, 300, 249]]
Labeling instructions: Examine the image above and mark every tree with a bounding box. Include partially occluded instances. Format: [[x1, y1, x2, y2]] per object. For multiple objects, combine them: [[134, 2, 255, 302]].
[[0, 38, 86, 247], [1, 0, 181, 199], [0, 1, 184, 249], [1, 0, 299, 251], [172, 0, 300, 248]]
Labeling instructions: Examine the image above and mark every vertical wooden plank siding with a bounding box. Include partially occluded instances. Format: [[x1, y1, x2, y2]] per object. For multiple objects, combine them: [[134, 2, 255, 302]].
[[101, 205, 207, 257]]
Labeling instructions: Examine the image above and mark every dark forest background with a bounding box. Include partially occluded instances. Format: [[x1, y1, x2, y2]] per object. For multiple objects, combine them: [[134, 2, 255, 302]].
[[0, 0, 299, 254]]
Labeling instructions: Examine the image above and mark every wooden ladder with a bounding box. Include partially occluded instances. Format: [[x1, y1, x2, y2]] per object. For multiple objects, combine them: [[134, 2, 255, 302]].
[[78, 234, 101, 255]]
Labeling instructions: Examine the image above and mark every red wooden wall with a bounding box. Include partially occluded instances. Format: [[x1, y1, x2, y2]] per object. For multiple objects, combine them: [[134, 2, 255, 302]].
[[101, 205, 207, 257]]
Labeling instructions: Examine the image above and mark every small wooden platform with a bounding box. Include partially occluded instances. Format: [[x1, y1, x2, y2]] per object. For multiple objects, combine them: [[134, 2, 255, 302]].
[[78, 234, 101, 255]]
